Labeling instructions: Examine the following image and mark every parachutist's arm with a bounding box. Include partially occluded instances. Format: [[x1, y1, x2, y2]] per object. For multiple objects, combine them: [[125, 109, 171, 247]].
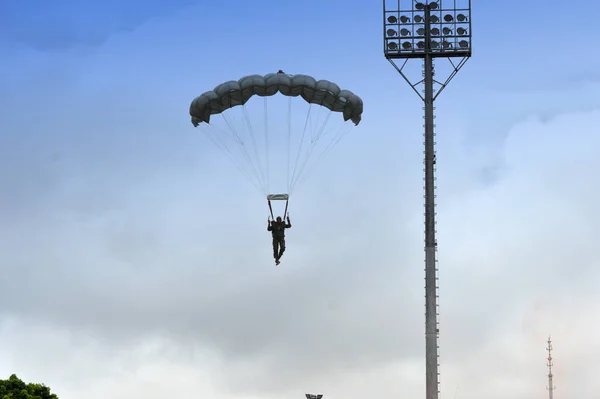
[[267, 222, 273, 231], [285, 220, 291, 228]]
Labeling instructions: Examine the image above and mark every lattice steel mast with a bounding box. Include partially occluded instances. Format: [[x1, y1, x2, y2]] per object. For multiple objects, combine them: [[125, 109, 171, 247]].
[[547, 336, 555, 399]]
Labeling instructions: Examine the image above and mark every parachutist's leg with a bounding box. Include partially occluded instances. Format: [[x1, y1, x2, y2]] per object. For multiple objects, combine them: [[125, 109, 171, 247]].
[[272, 238, 279, 260], [278, 238, 286, 259]]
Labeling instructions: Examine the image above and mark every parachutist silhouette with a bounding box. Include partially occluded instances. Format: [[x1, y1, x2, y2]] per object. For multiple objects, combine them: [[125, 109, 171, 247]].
[[189, 73, 362, 266], [268, 215, 291, 265]]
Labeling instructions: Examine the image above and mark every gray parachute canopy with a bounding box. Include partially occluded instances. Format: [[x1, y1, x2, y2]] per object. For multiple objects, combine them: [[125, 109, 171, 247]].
[[189, 72, 363, 126]]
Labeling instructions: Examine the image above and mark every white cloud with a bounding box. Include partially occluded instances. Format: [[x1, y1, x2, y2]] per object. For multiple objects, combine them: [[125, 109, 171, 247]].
[[2, 105, 598, 399]]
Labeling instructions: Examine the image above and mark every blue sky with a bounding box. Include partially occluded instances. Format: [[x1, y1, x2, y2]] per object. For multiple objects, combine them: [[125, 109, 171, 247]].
[[1, 1, 600, 399]]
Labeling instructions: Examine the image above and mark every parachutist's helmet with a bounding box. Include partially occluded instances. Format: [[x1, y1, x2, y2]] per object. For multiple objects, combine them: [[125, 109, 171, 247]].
[[276, 216, 282, 222]]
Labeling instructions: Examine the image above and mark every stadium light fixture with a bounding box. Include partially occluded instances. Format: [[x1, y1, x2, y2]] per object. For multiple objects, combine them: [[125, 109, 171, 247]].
[[384, 0, 471, 59]]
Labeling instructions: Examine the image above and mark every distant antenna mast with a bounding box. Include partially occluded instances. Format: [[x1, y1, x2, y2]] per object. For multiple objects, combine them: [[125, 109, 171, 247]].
[[546, 336, 555, 399]]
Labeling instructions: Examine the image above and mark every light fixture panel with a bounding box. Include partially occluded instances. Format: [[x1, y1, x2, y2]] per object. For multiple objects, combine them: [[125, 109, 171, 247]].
[[384, 0, 471, 58]]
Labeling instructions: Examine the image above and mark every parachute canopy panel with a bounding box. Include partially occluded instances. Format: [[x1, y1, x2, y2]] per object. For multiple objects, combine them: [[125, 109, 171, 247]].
[[267, 194, 289, 201], [189, 72, 364, 127], [189, 70, 363, 199]]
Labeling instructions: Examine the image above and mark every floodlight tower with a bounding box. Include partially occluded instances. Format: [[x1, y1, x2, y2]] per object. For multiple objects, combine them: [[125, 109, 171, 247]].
[[547, 336, 555, 399], [383, 3, 472, 399]]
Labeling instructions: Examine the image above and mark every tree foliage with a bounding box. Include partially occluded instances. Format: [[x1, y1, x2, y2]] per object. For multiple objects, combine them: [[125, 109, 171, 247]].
[[0, 374, 58, 399]]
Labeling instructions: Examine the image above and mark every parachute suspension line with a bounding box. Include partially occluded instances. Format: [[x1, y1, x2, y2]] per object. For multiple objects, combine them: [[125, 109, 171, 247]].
[[268, 199, 274, 219], [242, 103, 267, 190], [290, 110, 333, 193], [286, 96, 292, 194], [220, 112, 267, 194], [264, 96, 270, 195], [296, 123, 353, 188], [310, 109, 335, 144], [288, 104, 313, 194], [221, 111, 259, 181], [198, 124, 264, 194], [267, 198, 289, 220], [309, 102, 325, 141], [289, 103, 333, 193], [198, 123, 255, 184]]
